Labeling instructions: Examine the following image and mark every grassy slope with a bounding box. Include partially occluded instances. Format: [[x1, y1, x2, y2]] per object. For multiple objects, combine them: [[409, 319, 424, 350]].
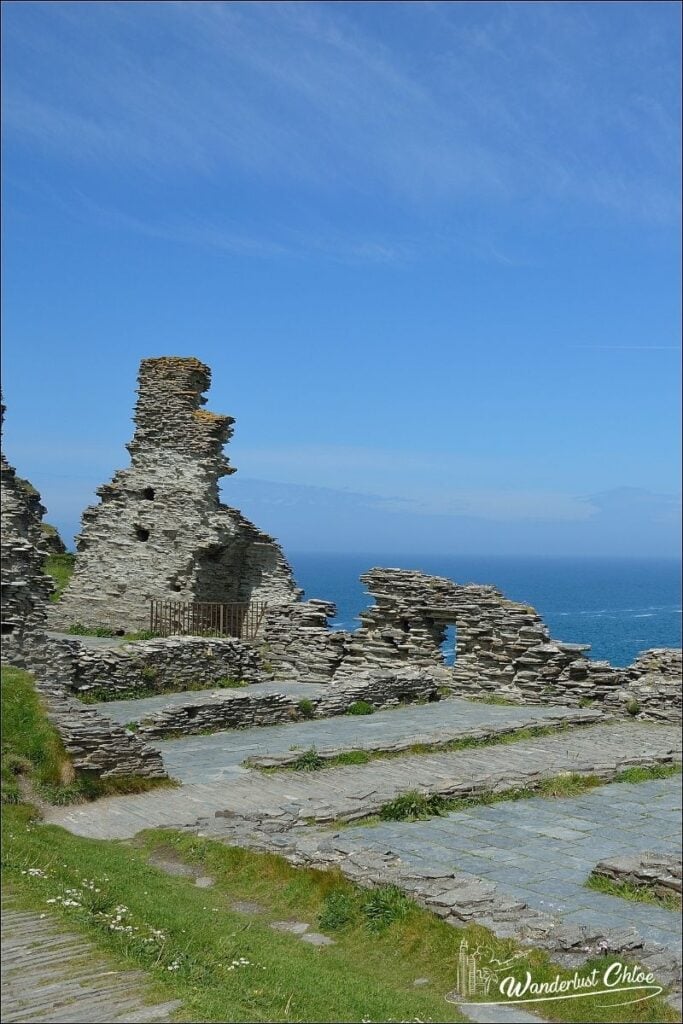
[[44, 552, 74, 601], [1, 667, 678, 1022], [1, 666, 173, 803]]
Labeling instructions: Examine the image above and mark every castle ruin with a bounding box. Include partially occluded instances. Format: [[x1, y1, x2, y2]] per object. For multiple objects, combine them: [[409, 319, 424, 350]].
[[49, 357, 300, 632]]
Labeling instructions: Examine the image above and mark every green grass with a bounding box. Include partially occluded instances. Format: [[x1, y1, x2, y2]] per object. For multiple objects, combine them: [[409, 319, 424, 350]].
[[1, 666, 175, 805], [1, 667, 69, 804], [586, 872, 682, 912], [345, 700, 375, 715], [44, 552, 75, 602], [337, 764, 682, 827], [296, 698, 317, 719], [2, 811, 678, 1023]]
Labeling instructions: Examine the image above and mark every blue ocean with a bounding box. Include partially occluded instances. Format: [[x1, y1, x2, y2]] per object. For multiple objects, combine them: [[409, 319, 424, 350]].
[[288, 554, 681, 668]]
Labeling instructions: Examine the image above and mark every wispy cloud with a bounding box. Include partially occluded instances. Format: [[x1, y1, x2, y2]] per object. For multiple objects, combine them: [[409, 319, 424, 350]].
[[3, 1, 679, 223]]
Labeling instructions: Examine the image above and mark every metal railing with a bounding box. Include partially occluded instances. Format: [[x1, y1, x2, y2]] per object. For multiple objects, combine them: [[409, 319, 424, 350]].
[[149, 600, 268, 640]]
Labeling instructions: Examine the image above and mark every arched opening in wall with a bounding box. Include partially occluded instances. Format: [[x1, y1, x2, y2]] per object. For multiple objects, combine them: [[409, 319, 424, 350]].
[[441, 624, 457, 666], [135, 526, 150, 542], [142, 487, 155, 500]]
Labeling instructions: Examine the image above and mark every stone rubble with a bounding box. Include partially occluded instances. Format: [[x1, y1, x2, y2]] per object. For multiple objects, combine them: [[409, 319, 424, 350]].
[[49, 357, 300, 633]]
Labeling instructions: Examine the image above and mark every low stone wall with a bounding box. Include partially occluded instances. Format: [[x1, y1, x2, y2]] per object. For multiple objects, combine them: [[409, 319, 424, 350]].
[[262, 601, 349, 682], [136, 669, 438, 739], [43, 633, 263, 699], [36, 680, 166, 780], [593, 852, 682, 899]]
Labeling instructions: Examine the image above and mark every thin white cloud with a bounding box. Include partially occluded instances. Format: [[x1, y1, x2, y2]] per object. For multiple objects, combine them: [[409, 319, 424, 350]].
[[3, 1, 679, 222]]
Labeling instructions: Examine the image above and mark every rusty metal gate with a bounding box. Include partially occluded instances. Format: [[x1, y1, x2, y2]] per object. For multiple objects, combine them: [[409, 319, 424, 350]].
[[149, 600, 267, 640]]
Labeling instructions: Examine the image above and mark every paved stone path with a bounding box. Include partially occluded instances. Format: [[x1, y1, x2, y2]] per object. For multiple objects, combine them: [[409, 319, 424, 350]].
[[345, 776, 682, 953], [45, 721, 681, 838], [1, 894, 181, 1023]]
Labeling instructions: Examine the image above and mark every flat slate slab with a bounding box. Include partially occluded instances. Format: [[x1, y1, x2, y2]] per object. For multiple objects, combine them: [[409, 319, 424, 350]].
[[1, 893, 181, 1023]]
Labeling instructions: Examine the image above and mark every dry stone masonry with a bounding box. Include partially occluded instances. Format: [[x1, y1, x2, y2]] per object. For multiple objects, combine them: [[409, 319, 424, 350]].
[[50, 357, 300, 633], [37, 677, 167, 780], [0, 398, 54, 666], [133, 668, 438, 740], [44, 633, 262, 700]]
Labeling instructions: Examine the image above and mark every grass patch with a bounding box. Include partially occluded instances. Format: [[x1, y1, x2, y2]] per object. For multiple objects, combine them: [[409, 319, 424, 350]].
[[2, 812, 677, 1023], [290, 748, 325, 772], [1, 666, 174, 805], [44, 552, 75, 601], [345, 700, 375, 715], [1, 667, 70, 804], [586, 872, 682, 912], [467, 694, 518, 706], [297, 698, 316, 719], [338, 764, 682, 826], [614, 763, 681, 784]]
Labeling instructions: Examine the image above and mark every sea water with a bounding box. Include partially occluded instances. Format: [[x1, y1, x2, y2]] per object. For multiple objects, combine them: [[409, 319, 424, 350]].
[[288, 554, 681, 668]]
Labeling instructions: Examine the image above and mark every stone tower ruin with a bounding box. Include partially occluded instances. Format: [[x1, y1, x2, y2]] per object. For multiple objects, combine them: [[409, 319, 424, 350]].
[[50, 357, 299, 632]]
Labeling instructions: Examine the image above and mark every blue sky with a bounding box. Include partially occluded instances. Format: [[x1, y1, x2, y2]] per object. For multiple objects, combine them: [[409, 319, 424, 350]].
[[2, 1, 681, 556]]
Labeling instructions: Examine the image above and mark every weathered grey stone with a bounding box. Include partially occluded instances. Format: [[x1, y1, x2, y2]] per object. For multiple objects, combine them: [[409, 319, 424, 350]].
[[0, 398, 53, 666], [35, 678, 167, 780], [49, 357, 300, 633], [44, 632, 262, 699], [593, 852, 682, 898], [134, 668, 438, 739]]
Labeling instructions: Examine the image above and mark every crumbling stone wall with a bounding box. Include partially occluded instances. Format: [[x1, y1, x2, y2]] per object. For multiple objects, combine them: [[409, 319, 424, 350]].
[[135, 668, 438, 740], [603, 649, 682, 723], [333, 568, 586, 695], [49, 357, 300, 633], [0, 399, 54, 666], [36, 678, 166, 779], [288, 567, 680, 720], [262, 600, 349, 681], [44, 633, 263, 700]]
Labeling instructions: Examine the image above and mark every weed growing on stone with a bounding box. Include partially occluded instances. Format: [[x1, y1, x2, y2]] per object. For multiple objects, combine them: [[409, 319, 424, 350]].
[[586, 873, 682, 912], [379, 790, 447, 821], [297, 699, 316, 719], [614, 763, 681, 784], [345, 700, 375, 715], [68, 623, 123, 638], [291, 748, 325, 772]]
